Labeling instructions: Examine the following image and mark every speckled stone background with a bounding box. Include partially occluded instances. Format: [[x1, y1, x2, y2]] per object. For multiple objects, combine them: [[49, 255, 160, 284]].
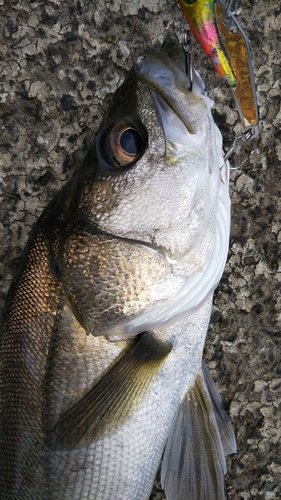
[[0, 0, 280, 499]]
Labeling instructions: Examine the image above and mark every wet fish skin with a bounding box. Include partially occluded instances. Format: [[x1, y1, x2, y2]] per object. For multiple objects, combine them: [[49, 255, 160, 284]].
[[0, 39, 235, 500]]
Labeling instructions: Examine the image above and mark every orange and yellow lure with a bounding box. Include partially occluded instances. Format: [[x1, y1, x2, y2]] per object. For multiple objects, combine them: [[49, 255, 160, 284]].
[[178, 0, 259, 131], [178, 0, 236, 86]]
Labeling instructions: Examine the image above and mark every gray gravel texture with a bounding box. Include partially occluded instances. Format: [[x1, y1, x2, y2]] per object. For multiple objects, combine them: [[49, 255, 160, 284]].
[[0, 0, 280, 499]]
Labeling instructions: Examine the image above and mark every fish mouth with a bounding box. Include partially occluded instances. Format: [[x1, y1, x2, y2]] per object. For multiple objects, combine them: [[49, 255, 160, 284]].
[[135, 37, 214, 136], [149, 91, 207, 153]]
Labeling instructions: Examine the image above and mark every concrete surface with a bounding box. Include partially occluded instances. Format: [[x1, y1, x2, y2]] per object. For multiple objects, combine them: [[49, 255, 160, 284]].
[[0, 1, 280, 499]]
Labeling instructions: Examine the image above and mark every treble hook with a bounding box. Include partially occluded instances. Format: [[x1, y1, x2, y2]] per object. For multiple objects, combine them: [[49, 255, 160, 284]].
[[223, 126, 257, 170], [180, 20, 193, 91], [225, 129, 252, 161]]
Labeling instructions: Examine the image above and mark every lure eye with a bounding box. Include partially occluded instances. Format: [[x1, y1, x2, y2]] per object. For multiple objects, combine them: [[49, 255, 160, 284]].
[[108, 121, 146, 167]]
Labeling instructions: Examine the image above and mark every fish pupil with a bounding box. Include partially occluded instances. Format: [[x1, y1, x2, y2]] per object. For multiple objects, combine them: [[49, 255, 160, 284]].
[[120, 129, 143, 155]]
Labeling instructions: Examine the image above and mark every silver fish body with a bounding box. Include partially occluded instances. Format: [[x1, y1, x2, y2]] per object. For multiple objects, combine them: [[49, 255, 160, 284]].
[[0, 38, 235, 500]]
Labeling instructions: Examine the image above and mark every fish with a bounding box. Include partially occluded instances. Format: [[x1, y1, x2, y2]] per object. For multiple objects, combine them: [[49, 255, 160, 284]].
[[0, 37, 236, 500]]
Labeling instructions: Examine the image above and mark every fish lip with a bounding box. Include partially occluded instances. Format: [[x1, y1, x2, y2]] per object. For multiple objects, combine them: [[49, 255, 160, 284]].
[[135, 41, 214, 134], [149, 90, 207, 151]]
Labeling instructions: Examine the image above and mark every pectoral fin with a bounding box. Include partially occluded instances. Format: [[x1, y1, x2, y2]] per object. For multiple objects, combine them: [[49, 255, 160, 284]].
[[49, 332, 172, 449], [161, 364, 236, 500]]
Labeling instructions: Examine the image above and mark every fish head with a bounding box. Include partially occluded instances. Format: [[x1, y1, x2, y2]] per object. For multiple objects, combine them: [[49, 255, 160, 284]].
[[77, 39, 227, 272], [63, 38, 230, 336]]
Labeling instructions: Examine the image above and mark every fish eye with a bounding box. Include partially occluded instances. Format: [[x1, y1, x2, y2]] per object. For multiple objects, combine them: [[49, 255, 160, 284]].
[[120, 129, 143, 155], [107, 121, 146, 167]]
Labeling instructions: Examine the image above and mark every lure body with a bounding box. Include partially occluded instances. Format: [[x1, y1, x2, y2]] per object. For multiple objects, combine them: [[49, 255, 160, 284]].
[[178, 0, 259, 132], [178, 0, 237, 86]]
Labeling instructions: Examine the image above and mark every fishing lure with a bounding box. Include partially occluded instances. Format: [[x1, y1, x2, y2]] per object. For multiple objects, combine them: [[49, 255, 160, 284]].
[[178, 0, 237, 86], [178, 0, 259, 157]]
